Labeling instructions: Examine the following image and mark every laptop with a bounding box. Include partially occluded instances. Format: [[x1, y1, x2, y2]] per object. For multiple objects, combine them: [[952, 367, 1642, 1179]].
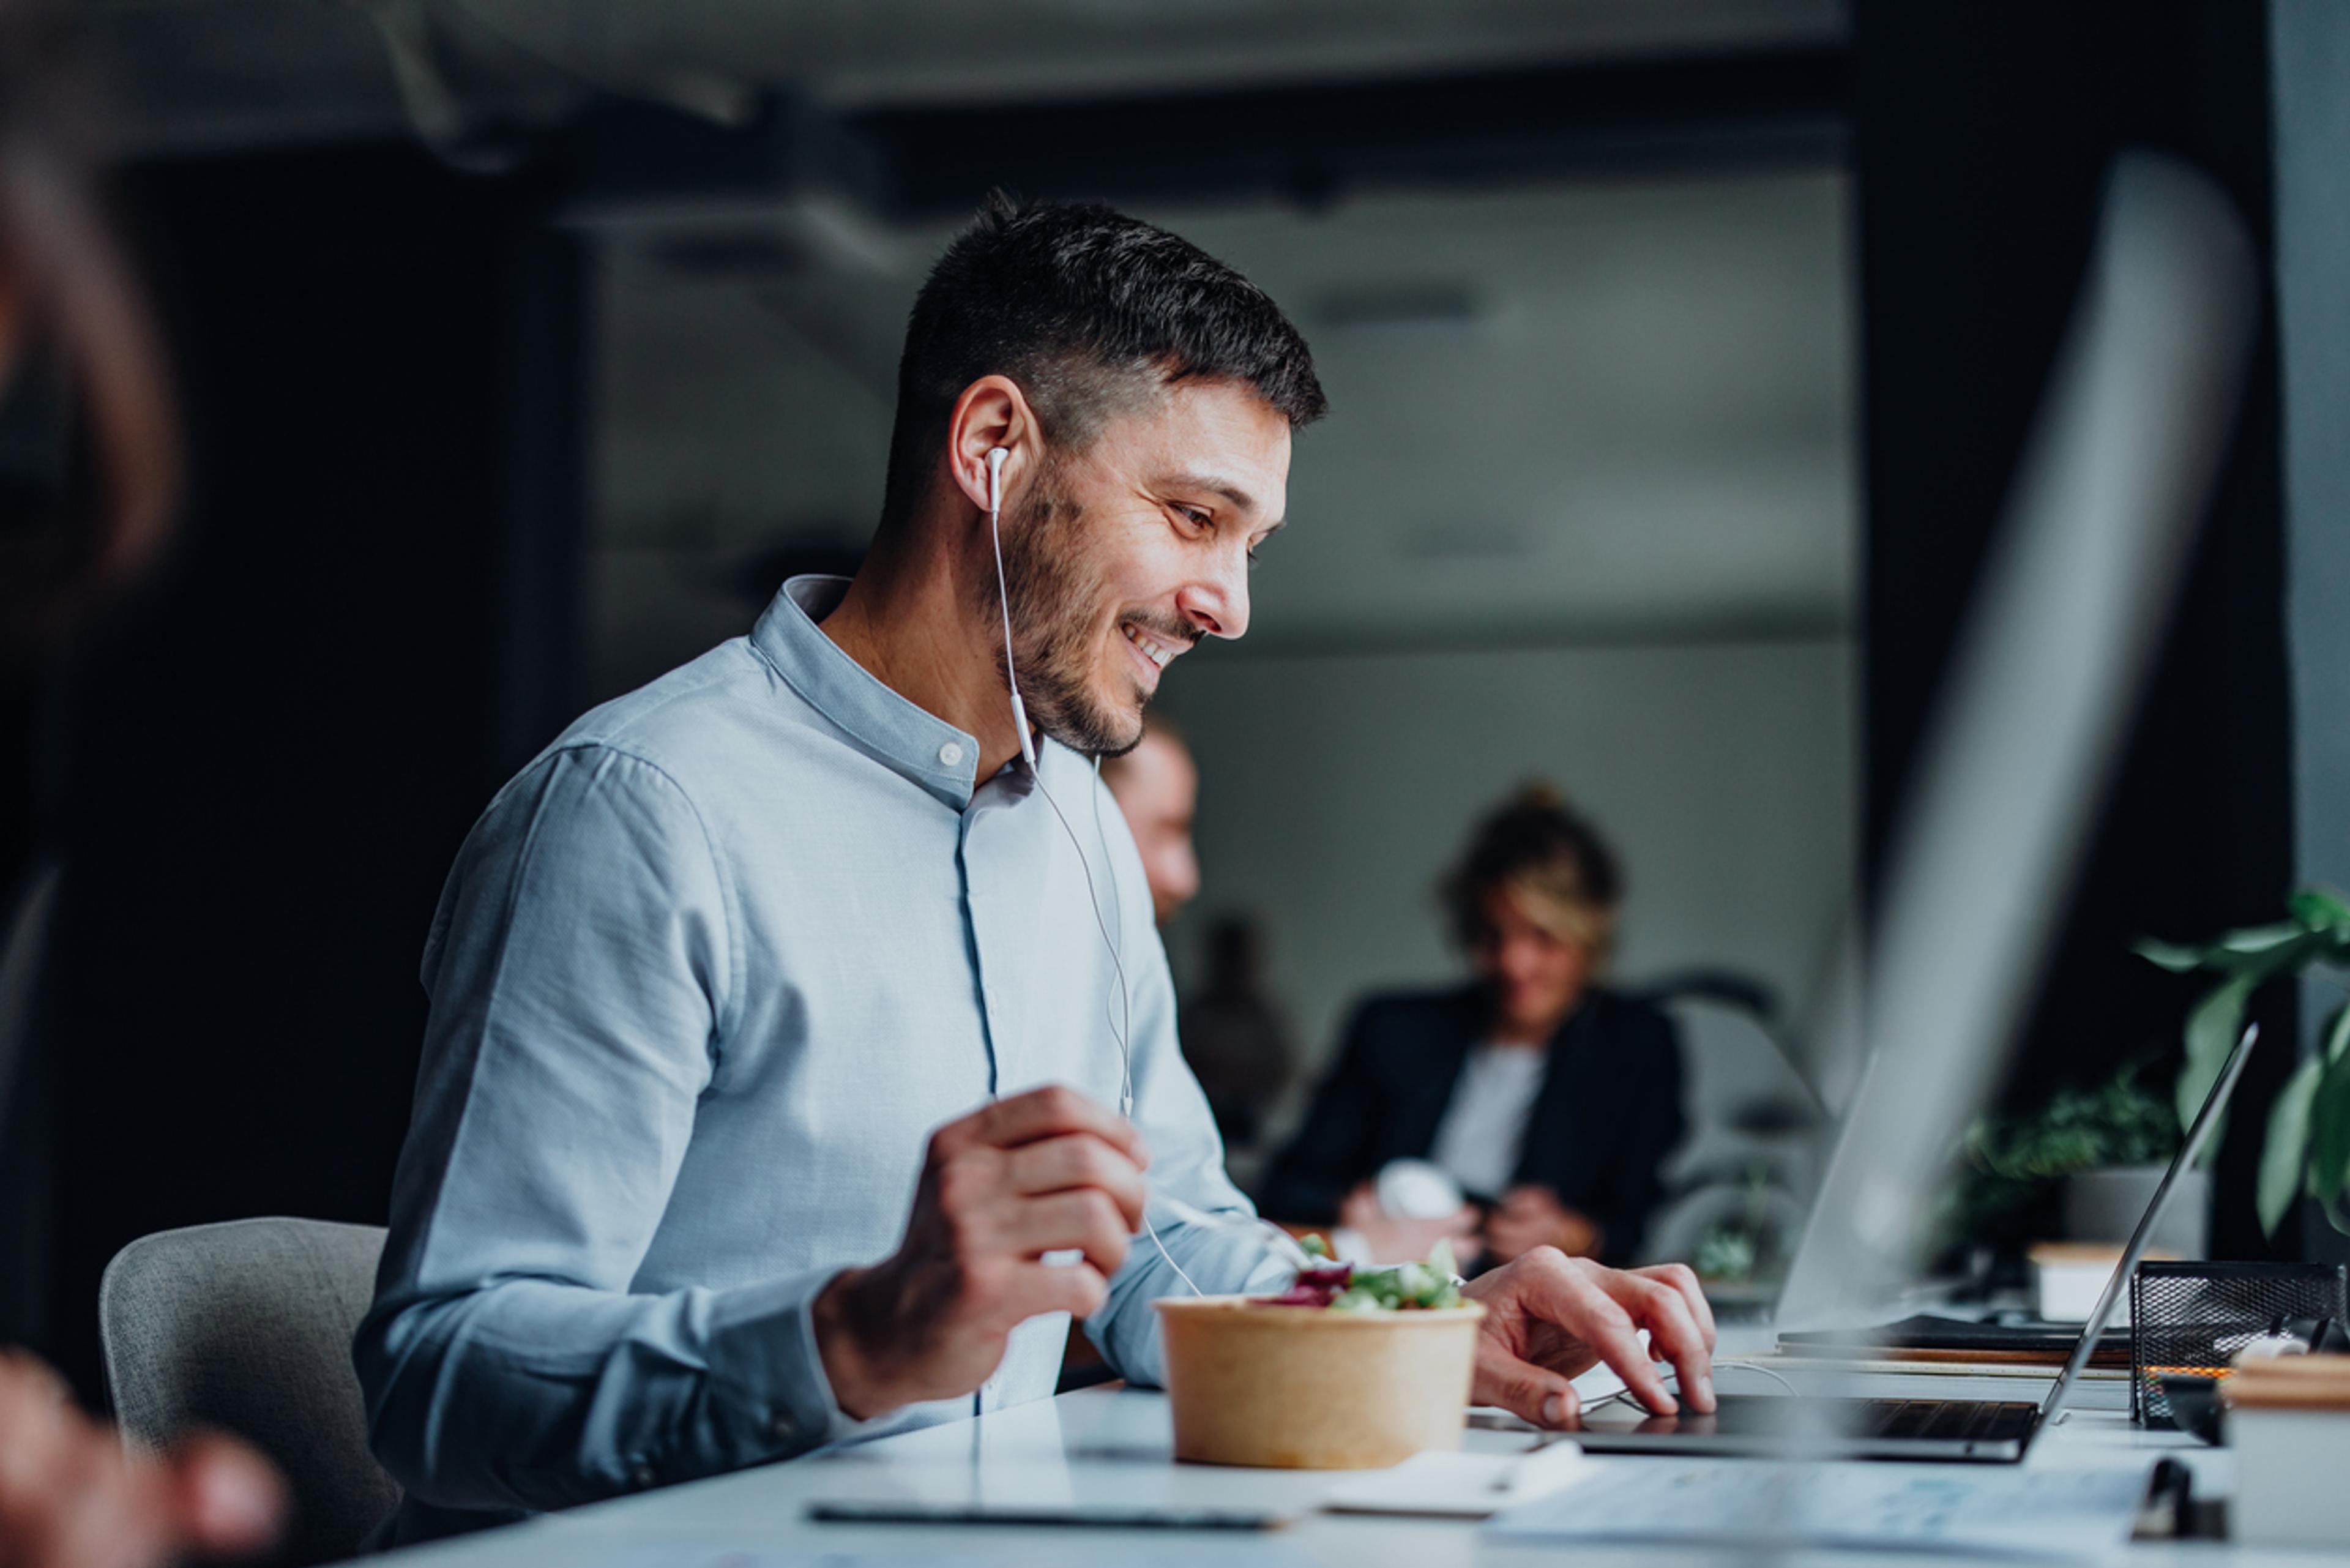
[[1573, 1021, 2256, 1460], [1574, 151, 2261, 1461]]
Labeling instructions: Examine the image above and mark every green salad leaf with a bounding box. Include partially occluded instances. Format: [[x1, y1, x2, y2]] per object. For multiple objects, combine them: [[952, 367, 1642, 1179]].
[[1326, 1241, 1463, 1310]]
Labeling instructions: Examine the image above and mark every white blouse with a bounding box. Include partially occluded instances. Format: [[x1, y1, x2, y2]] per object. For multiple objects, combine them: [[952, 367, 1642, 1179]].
[[1427, 1042, 1550, 1200]]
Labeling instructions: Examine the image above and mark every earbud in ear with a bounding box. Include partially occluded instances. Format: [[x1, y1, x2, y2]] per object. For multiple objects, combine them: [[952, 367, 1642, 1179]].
[[981, 444, 1035, 770]]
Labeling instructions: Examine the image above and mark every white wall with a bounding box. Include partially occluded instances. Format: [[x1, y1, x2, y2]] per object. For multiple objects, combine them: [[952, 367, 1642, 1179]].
[[1155, 634, 1857, 1126]]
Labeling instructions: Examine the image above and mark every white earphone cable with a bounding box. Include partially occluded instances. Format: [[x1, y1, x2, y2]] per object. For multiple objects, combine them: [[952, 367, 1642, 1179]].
[[988, 457, 1199, 1297], [1030, 767, 1201, 1297]]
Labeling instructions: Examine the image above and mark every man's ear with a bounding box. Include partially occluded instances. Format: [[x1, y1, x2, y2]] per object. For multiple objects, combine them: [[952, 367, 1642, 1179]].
[[946, 375, 1039, 516]]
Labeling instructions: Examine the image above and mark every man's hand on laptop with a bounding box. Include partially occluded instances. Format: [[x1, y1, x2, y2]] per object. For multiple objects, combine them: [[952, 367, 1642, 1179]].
[[1461, 1251, 1717, 1428], [815, 1086, 1148, 1420]]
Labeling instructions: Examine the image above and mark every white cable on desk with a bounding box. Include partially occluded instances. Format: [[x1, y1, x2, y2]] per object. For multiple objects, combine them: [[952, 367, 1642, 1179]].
[[1583, 1357, 1796, 1414]]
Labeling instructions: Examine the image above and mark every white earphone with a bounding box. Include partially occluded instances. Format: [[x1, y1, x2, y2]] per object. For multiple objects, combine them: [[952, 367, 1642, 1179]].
[[984, 446, 1037, 768], [975, 439, 1287, 1299]]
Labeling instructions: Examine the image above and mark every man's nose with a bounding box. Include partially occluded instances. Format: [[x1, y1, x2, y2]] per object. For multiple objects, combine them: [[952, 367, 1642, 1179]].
[[1177, 550, 1251, 641]]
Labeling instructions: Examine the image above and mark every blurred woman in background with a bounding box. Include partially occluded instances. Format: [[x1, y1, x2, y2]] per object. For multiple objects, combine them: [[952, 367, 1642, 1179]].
[[1259, 784, 1685, 1267]]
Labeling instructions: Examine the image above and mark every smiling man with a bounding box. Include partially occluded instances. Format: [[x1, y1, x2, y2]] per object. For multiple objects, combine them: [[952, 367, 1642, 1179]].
[[355, 194, 1715, 1545]]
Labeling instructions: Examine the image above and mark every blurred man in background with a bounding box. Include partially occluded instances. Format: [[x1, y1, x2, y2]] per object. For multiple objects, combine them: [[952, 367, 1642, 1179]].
[[0, 2, 285, 1562], [1176, 916, 1294, 1153], [1099, 715, 1199, 925], [1102, 719, 1295, 1149]]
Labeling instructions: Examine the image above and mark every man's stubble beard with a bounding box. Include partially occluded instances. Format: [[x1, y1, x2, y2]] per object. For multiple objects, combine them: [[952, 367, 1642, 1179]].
[[990, 462, 1147, 760]]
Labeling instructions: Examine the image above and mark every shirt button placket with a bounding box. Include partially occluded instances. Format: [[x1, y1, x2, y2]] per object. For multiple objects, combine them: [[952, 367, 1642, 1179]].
[[960, 815, 999, 1096]]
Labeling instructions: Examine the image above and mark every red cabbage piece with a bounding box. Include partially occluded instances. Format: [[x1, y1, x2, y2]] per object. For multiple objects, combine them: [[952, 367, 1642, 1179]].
[[1253, 1261, 1352, 1307]]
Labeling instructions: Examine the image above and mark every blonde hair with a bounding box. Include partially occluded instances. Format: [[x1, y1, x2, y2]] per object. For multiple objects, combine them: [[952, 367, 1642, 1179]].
[[1441, 782, 1622, 958]]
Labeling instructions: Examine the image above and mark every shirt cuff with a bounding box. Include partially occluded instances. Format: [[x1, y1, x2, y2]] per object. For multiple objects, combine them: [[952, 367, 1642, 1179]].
[[697, 1267, 862, 1462], [787, 1271, 906, 1446]]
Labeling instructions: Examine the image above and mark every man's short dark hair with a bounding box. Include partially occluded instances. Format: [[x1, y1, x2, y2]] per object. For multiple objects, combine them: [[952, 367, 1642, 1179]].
[[879, 191, 1327, 531]]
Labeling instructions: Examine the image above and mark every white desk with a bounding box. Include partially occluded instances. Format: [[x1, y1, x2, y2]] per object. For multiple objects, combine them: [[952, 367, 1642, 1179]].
[[364, 1365, 2329, 1568]]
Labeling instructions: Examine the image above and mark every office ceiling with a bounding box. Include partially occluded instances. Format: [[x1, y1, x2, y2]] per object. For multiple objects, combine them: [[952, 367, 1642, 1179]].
[[455, 0, 1843, 106], [85, 1, 1857, 690], [92, 1, 1846, 151]]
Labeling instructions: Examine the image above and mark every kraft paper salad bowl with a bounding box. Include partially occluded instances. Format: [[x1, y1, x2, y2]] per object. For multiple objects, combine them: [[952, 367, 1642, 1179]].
[[1152, 1289, 1484, 1469]]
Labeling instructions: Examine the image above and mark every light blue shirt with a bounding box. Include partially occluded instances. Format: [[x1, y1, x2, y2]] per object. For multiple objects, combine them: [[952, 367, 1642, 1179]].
[[355, 576, 1290, 1543]]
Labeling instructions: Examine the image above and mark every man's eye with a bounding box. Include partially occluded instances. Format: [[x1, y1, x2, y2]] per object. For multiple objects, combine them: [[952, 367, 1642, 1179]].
[[1174, 504, 1211, 528]]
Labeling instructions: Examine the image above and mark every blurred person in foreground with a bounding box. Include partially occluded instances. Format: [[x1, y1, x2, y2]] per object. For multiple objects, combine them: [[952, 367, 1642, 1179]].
[[1261, 786, 1686, 1268], [1100, 719, 1295, 1146], [0, 2, 284, 1563], [358, 195, 1715, 1544]]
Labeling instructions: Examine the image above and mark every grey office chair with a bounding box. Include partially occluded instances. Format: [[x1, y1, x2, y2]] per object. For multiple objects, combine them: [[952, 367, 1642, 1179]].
[[99, 1217, 401, 1566]]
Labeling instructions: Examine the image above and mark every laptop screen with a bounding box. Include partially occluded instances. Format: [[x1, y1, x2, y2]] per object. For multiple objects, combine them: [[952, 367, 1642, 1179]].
[[2035, 1021, 2259, 1423]]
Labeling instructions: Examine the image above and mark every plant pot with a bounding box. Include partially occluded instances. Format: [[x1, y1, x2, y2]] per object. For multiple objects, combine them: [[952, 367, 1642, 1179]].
[[1153, 1295, 1483, 1468], [2063, 1165, 2209, 1258]]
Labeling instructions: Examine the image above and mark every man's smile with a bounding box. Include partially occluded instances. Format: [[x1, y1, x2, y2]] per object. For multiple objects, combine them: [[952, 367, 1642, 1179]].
[[1120, 621, 1185, 674]]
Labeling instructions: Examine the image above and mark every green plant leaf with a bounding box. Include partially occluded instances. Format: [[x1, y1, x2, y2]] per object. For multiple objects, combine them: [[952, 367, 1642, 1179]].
[[2135, 926, 2328, 979], [2258, 1057, 2324, 1239], [2289, 887, 2350, 932], [2210, 932, 2321, 979], [2143, 940, 2209, 973], [2307, 1050, 2350, 1223], [2218, 920, 2312, 955], [2177, 974, 2256, 1162], [2324, 1188, 2350, 1239], [2134, 938, 2212, 973], [2327, 1002, 2350, 1065], [2243, 932, 2330, 984]]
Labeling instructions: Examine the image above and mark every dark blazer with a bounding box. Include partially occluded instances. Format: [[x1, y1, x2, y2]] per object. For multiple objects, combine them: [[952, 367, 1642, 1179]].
[[1257, 984, 1685, 1266]]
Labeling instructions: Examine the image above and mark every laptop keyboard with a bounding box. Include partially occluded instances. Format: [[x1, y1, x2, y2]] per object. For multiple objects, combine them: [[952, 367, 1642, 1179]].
[[1859, 1399, 2037, 1442]]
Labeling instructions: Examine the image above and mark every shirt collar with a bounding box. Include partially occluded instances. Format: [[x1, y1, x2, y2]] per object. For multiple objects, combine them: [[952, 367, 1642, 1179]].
[[750, 575, 986, 810]]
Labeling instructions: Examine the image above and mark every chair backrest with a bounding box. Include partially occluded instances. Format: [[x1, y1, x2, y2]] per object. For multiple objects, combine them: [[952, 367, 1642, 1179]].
[[99, 1217, 400, 1566]]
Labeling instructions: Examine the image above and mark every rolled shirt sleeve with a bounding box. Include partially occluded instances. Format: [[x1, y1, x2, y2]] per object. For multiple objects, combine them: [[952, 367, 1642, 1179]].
[[354, 744, 838, 1515]]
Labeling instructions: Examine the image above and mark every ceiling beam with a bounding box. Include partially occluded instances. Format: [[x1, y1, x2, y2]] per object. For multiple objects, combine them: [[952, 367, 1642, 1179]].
[[846, 43, 1849, 215], [562, 44, 1849, 224]]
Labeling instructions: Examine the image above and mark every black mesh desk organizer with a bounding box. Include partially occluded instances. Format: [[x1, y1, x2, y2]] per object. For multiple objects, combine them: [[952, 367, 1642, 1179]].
[[2130, 1260, 2349, 1427]]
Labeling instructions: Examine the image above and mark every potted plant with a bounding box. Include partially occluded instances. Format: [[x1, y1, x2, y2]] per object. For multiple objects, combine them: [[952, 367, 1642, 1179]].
[[2137, 886, 2350, 1238], [1952, 1068, 2200, 1256]]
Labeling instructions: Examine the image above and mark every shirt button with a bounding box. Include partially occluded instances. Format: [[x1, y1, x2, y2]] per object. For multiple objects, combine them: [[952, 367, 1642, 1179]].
[[766, 1412, 797, 1441], [630, 1463, 656, 1490], [938, 741, 964, 767]]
